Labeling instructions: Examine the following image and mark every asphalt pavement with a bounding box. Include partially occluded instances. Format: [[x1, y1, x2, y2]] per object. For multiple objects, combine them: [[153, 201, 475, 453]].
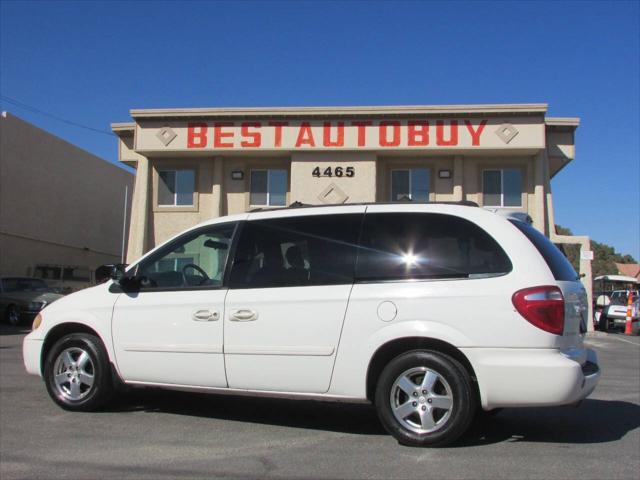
[[1, 325, 638, 480]]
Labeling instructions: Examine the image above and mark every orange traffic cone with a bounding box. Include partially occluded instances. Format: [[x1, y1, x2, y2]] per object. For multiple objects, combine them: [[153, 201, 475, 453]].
[[624, 290, 634, 335]]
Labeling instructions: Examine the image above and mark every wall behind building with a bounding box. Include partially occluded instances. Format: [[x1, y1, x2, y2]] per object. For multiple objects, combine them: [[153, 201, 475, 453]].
[[0, 113, 133, 277]]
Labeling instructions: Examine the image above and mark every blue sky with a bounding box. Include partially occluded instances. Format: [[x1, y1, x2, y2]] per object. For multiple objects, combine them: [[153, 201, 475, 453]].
[[1, 0, 638, 258]]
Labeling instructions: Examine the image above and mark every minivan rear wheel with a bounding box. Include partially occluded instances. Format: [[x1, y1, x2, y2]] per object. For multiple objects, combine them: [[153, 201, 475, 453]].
[[375, 350, 476, 447]]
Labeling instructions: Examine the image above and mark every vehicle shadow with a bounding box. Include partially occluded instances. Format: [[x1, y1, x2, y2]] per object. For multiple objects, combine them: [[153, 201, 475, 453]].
[[459, 399, 640, 447], [108, 389, 639, 445], [108, 388, 386, 435]]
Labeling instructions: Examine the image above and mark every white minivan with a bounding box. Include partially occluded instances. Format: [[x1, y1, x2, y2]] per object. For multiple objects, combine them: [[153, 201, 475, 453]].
[[23, 203, 600, 447]]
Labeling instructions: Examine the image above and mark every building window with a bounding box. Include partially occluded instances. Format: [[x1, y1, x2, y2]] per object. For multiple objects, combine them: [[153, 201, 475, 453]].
[[482, 169, 523, 207], [158, 169, 195, 206], [250, 169, 287, 206], [391, 169, 430, 202]]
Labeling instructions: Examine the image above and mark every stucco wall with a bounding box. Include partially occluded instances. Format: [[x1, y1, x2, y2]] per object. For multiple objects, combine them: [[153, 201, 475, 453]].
[[291, 152, 376, 204], [0, 113, 133, 276]]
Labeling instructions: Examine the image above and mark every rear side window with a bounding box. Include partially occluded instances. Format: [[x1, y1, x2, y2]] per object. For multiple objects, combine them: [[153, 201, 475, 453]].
[[356, 213, 512, 281], [229, 214, 362, 288], [509, 220, 578, 281]]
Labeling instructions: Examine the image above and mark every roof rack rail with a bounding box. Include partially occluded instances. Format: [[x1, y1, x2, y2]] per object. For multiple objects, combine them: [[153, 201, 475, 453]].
[[250, 200, 478, 213]]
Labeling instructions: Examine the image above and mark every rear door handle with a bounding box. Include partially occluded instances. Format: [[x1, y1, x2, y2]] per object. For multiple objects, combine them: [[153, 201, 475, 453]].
[[230, 309, 258, 322], [192, 309, 219, 321]]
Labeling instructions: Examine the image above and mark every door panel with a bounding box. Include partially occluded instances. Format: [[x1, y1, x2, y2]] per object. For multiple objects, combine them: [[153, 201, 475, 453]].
[[112, 290, 227, 386], [224, 285, 352, 393], [111, 222, 236, 387], [223, 210, 364, 393]]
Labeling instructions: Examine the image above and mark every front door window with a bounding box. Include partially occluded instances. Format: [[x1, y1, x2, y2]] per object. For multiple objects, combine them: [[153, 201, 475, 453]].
[[136, 223, 236, 290]]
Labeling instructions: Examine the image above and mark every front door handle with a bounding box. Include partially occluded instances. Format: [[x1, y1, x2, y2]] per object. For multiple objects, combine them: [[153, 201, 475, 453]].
[[192, 309, 219, 321], [230, 309, 258, 322]]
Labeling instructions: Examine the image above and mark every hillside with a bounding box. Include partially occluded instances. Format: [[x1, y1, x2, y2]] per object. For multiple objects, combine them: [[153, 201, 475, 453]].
[[555, 225, 637, 280]]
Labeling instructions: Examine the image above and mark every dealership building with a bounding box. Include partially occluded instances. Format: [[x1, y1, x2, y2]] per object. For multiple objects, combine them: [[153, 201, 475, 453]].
[[112, 103, 593, 321]]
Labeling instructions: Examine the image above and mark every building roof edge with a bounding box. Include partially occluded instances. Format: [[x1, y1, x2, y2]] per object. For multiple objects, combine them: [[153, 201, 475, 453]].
[[128, 103, 549, 119]]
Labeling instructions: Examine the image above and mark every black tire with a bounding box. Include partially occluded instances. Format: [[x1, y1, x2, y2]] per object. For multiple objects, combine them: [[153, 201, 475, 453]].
[[4, 305, 21, 326], [43, 333, 115, 411], [374, 350, 476, 447]]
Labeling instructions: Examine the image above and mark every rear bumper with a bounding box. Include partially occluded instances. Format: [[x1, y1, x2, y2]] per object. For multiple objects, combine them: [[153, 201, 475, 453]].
[[461, 347, 600, 410]]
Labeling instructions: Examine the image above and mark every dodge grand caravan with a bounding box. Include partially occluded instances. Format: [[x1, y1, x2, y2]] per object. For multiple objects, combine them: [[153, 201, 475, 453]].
[[23, 203, 600, 447]]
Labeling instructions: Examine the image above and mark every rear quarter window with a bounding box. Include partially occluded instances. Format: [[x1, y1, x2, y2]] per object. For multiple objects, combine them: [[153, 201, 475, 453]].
[[356, 213, 512, 281], [509, 220, 578, 281]]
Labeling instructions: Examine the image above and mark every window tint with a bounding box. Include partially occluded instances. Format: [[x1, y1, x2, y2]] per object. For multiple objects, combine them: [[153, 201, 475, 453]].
[[250, 170, 268, 206], [483, 169, 522, 207], [503, 170, 522, 207], [229, 214, 362, 288], [356, 213, 512, 281], [250, 169, 287, 206], [391, 170, 410, 201], [391, 169, 430, 202], [482, 170, 501, 206], [510, 220, 578, 281], [136, 223, 236, 290], [158, 169, 195, 206]]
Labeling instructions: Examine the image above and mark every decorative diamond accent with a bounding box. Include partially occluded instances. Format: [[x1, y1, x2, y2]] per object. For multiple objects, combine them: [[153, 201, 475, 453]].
[[156, 126, 177, 146], [495, 123, 519, 144], [318, 183, 349, 204]]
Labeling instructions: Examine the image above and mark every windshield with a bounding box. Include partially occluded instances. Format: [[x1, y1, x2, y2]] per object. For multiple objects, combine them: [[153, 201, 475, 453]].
[[610, 290, 639, 305]]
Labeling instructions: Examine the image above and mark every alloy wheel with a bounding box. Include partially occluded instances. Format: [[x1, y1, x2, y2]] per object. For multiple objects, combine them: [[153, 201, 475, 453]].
[[52, 347, 95, 401], [389, 366, 454, 434]]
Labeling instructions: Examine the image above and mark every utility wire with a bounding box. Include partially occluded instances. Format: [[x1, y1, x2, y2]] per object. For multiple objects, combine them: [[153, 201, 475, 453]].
[[0, 94, 115, 137]]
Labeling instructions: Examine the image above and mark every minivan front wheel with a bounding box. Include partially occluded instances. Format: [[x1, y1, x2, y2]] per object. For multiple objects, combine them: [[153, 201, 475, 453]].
[[44, 333, 114, 411], [375, 350, 476, 447]]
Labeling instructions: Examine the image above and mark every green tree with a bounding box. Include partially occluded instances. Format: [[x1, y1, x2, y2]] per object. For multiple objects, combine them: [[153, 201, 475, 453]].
[[554, 225, 637, 284]]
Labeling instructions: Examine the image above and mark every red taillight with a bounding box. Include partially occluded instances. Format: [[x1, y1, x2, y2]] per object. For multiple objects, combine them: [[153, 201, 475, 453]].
[[512, 286, 565, 335]]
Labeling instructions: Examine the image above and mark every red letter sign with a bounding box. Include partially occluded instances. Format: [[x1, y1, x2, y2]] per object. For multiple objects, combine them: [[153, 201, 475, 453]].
[[240, 122, 262, 148], [323, 122, 345, 147], [464, 120, 487, 146], [379, 121, 401, 147], [269, 121, 288, 147], [408, 121, 429, 146], [436, 120, 458, 146], [352, 121, 371, 147], [214, 122, 234, 148], [187, 122, 208, 148], [295, 122, 316, 147]]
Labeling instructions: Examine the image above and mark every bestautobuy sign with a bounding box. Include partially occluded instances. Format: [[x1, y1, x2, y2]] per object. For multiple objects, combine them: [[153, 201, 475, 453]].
[[136, 117, 545, 152]]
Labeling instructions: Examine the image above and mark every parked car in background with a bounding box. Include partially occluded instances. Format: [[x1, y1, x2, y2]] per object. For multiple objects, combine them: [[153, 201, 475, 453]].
[[599, 289, 639, 332], [23, 203, 600, 447], [1, 277, 64, 326]]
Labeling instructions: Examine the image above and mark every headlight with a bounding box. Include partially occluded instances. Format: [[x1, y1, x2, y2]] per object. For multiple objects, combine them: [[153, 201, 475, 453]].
[[32, 314, 43, 331], [26, 301, 46, 311]]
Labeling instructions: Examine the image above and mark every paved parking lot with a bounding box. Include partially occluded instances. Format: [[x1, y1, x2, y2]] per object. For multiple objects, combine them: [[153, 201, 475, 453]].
[[1, 325, 638, 480]]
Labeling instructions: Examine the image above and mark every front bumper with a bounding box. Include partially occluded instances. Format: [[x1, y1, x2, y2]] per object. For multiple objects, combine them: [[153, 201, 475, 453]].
[[461, 347, 601, 410], [23, 335, 44, 377]]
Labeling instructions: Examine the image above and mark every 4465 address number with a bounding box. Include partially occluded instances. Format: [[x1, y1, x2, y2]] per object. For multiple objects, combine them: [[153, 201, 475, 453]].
[[312, 166, 355, 178]]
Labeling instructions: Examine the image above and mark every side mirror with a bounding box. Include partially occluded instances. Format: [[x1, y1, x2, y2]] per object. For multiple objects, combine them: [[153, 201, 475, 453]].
[[95, 264, 127, 284]]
